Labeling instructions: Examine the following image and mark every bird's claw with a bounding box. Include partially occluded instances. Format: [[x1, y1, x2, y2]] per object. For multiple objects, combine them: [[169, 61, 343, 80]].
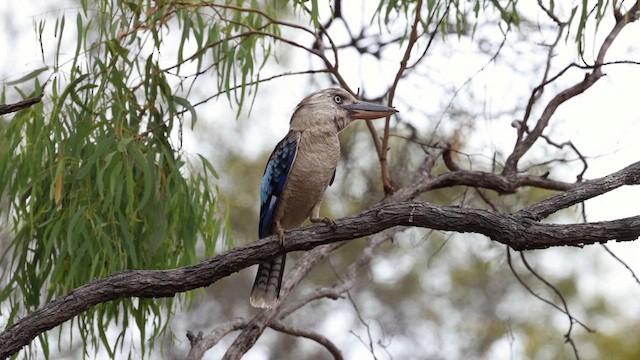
[[276, 224, 286, 247], [311, 216, 337, 230]]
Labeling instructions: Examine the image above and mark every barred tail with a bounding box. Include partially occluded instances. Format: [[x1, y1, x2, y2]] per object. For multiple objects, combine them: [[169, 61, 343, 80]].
[[249, 254, 286, 308]]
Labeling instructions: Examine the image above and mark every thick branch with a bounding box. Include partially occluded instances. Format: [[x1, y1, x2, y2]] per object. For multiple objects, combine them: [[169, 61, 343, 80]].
[[2, 161, 640, 358], [190, 227, 394, 360]]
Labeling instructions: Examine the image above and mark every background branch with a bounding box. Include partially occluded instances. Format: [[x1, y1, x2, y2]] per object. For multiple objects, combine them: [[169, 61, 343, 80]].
[[503, 3, 639, 174]]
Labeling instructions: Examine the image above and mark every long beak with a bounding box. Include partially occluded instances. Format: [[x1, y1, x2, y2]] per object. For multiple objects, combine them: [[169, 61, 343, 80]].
[[344, 101, 398, 120]]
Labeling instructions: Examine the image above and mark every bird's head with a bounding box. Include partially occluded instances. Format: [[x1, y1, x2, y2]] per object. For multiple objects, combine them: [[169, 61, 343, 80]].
[[290, 88, 398, 132]]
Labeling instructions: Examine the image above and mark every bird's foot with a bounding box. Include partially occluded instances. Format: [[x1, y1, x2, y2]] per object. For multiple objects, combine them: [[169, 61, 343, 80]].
[[310, 216, 337, 230], [276, 224, 286, 247]]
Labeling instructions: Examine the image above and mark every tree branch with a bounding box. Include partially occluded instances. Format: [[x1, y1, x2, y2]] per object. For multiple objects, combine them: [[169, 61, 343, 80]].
[[3, 161, 640, 358], [222, 242, 344, 359], [503, 3, 639, 174], [0, 94, 43, 115], [518, 161, 640, 220], [185, 318, 247, 360], [269, 320, 343, 360], [189, 230, 396, 360]]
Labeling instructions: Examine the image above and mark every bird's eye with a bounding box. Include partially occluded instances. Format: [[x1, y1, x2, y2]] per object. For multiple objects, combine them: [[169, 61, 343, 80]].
[[333, 95, 342, 104]]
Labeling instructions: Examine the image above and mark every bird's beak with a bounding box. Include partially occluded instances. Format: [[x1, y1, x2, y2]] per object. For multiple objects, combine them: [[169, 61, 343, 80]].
[[344, 101, 398, 120]]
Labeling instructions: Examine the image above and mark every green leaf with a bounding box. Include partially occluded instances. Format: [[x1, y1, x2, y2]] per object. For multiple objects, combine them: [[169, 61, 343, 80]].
[[198, 154, 219, 179], [117, 137, 134, 152], [129, 143, 154, 212], [173, 96, 198, 127], [5, 67, 49, 86]]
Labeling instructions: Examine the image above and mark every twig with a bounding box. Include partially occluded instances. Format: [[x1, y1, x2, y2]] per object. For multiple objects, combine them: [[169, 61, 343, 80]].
[[506, 249, 592, 360], [601, 244, 640, 286], [519, 252, 591, 359], [278, 230, 396, 320], [347, 291, 379, 360]]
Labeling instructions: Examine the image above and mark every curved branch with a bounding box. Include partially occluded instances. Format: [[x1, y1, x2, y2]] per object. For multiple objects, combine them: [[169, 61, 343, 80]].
[[2, 161, 640, 358], [270, 320, 343, 360], [278, 228, 397, 320], [386, 167, 580, 204]]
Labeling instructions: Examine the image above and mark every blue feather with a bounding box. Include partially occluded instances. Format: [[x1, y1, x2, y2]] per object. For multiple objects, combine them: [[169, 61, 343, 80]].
[[259, 132, 299, 238]]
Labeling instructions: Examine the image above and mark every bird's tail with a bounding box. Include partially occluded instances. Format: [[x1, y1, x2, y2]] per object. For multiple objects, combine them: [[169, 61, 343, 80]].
[[249, 254, 286, 308]]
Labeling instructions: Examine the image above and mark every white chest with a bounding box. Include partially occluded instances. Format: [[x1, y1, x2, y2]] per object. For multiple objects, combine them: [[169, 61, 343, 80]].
[[277, 131, 340, 228]]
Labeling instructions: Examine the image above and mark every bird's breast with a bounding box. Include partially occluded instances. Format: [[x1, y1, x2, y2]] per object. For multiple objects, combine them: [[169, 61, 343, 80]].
[[277, 131, 340, 228]]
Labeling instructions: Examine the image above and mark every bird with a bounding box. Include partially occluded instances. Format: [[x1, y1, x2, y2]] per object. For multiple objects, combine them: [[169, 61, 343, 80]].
[[250, 87, 398, 308]]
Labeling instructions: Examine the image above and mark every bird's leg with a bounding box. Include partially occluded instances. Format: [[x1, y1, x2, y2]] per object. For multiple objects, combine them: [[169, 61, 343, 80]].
[[275, 220, 286, 246], [309, 201, 337, 229]]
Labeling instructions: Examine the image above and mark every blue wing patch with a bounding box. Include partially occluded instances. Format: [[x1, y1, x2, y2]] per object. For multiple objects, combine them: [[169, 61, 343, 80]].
[[259, 132, 299, 238]]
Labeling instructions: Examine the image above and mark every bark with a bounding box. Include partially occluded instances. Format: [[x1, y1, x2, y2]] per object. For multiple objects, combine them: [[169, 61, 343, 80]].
[[0, 95, 43, 115]]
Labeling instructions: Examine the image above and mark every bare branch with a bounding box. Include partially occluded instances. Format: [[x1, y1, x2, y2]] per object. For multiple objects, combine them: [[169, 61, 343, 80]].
[[347, 291, 379, 359], [278, 229, 396, 319], [518, 161, 640, 220], [194, 230, 396, 360], [507, 250, 589, 360], [270, 320, 343, 360], [185, 318, 248, 360], [600, 244, 640, 287], [503, 3, 639, 174], [519, 252, 592, 359], [387, 167, 579, 204], [0, 94, 43, 115], [525, 133, 588, 182], [519, 1, 568, 134]]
